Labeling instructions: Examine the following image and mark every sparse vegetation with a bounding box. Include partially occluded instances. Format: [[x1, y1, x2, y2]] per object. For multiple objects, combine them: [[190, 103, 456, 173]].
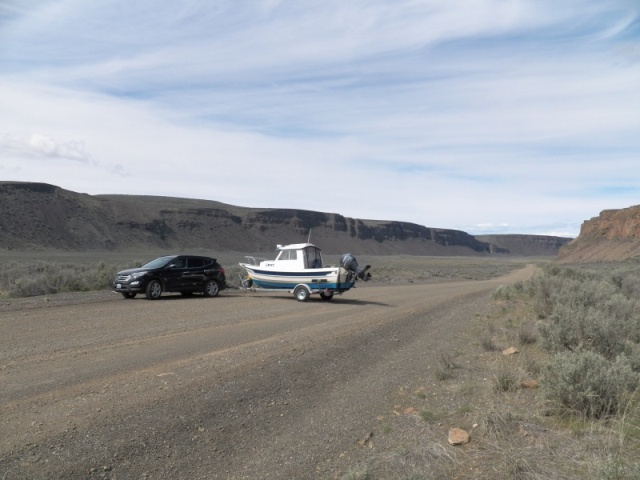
[[517, 321, 538, 346], [354, 256, 523, 285], [0, 251, 248, 298], [0, 260, 132, 297], [338, 262, 640, 479], [544, 350, 639, 418], [8, 252, 640, 477], [419, 409, 435, 422], [492, 359, 520, 393], [532, 265, 640, 418], [434, 352, 460, 381], [480, 333, 499, 352], [341, 465, 370, 480], [0, 253, 524, 298]]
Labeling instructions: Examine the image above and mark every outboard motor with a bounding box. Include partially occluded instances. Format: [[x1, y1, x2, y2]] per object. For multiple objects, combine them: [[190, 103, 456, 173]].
[[340, 253, 372, 282]]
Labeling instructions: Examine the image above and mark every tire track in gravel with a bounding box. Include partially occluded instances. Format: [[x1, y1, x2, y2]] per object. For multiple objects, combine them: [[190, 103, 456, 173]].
[[0, 265, 535, 479]]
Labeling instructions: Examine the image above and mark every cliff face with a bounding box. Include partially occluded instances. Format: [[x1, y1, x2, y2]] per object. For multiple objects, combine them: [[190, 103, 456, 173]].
[[476, 234, 573, 256], [579, 208, 640, 240], [0, 182, 117, 250], [0, 182, 564, 256], [558, 205, 640, 262]]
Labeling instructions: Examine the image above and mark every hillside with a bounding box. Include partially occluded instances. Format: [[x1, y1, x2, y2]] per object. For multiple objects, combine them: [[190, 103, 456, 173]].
[[558, 205, 640, 262], [475, 234, 573, 256], [0, 182, 570, 256]]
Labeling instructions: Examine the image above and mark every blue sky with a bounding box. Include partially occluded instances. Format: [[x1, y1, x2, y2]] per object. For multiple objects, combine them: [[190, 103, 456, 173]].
[[1, 1, 639, 238]]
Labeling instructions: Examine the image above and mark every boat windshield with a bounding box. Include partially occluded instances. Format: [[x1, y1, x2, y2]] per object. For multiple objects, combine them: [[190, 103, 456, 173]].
[[276, 249, 298, 261]]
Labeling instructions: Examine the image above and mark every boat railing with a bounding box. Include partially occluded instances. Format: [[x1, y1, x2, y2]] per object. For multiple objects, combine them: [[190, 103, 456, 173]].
[[243, 256, 267, 266]]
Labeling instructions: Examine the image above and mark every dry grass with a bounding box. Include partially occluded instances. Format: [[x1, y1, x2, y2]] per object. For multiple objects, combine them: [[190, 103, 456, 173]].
[[356, 255, 525, 285], [337, 261, 640, 479], [0, 251, 529, 297], [13, 253, 639, 477]]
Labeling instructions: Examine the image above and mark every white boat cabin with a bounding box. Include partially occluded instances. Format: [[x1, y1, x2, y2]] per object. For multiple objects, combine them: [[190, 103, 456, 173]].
[[259, 243, 326, 270]]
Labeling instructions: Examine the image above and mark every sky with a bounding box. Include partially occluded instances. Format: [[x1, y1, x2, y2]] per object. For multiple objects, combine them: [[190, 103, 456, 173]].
[[1, 1, 639, 238]]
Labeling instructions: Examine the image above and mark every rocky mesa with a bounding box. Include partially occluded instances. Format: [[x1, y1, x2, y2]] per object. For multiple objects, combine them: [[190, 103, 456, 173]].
[[0, 182, 571, 256], [558, 205, 640, 263]]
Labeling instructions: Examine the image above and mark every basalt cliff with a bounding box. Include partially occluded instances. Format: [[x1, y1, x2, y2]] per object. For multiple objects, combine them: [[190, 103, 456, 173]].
[[558, 205, 640, 263], [0, 182, 571, 256]]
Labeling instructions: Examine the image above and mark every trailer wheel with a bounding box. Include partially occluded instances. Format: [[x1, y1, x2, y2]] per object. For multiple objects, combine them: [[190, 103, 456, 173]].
[[320, 291, 334, 301], [294, 285, 310, 302]]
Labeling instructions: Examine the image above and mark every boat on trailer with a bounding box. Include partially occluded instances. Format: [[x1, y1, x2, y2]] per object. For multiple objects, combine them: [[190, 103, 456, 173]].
[[239, 243, 371, 301]]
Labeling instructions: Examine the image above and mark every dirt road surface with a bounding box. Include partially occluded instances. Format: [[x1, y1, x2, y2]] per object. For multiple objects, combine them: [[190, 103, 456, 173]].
[[0, 265, 534, 479]]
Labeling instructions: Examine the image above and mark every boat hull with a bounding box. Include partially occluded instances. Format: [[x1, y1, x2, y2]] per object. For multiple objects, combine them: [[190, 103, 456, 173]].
[[240, 264, 355, 292]]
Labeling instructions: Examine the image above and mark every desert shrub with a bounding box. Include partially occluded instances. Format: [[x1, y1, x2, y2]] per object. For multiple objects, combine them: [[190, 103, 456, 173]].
[[481, 408, 521, 437], [493, 361, 520, 393], [434, 353, 459, 380], [620, 342, 640, 373], [480, 264, 640, 477], [491, 284, 511, 301], [601, 295, 640, 332], [538, 303, 630, 359], [543, 350, 640, 418], [547, 276, 617, 313], [341, 465, 369, 480], [528, 265, 617, 319], [351, 446, 456, 480], [434, 366, 454, 381], [615, 389, 640, 447], [596, 456, 640, 480], [492, 282, 524, 301], [0, 260, 127, 297], [530, 265, 638, 348], [517, 322, 538, 346], [10, 276, 50, 297], [420, 409, 435, 422], [538, 303, 583, 353], [480, 334, 499, 352], [529, 272, 564, 319], [536, 273, 640, 363], [481, 336, 497, 351], [610, 268, 640, 300]]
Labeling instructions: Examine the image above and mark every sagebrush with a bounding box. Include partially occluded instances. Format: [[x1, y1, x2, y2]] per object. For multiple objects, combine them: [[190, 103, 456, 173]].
[[525, 264, 640, 418]]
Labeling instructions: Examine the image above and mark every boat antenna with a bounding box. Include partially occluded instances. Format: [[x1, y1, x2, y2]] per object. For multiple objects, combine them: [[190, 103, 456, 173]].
[[307, 228, 312, 243]]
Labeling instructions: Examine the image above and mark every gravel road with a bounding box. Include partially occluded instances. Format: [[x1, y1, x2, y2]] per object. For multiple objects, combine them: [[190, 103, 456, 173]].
[[0, 265, 534, 479]]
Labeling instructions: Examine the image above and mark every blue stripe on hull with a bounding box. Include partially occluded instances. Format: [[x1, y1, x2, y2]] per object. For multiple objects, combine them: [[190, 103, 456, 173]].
[[252, 279, 355, 291], [248, 268, 334, 277]]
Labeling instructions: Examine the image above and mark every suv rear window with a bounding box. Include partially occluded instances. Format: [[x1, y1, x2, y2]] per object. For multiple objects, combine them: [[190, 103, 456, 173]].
[[188, 258, 205, 268]]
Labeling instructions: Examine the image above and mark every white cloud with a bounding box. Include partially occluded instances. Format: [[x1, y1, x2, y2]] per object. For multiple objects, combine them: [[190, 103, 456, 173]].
[[0, 0, 639, 238], [0, 131, 91, 162]]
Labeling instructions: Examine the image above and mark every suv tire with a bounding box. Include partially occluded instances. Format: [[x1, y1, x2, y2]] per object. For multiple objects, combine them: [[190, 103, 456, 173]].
[[204, 280, 220, 297], [145, 280, 163, 300]]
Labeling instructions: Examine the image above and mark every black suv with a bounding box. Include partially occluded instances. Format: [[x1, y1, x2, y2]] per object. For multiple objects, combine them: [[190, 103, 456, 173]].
[[113, 255, 227, 299]]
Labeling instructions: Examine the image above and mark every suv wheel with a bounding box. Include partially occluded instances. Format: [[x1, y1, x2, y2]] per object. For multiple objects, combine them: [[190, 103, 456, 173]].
[[145, 280, 163, 300], [122, 292, 137, 299], [204, 280, 220, 297]]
